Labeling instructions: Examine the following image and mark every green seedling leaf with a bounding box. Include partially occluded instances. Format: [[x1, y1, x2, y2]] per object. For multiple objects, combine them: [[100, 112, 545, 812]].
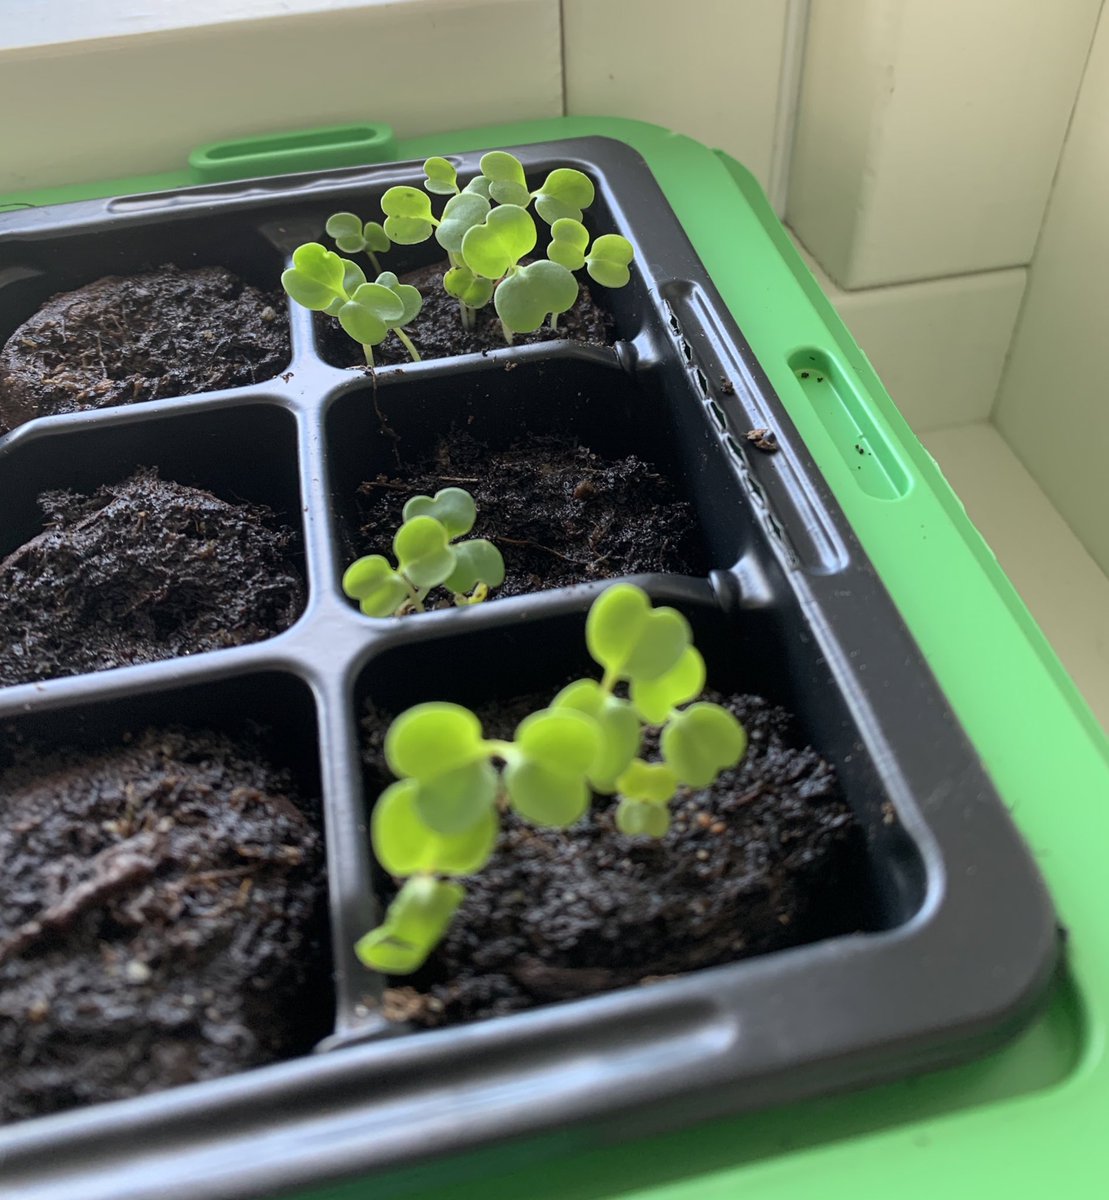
[[281, 242, 350, 313], [444, 539, 505, 595], [552, 678, 640, 792], [384, 702, 498, 835], [435, 192, 490, 254], [586, 583, 691, 684], [547, 218, 590, 271], [423, 156, 459, 196], [463, 175, 492, 199], [461, 205, 537, 280], [414, 759, 500, 836], [444, 265, 495, 309], [615, 759, 677, 805], [479, 150, 530, 206], [393, 515, 455, 589], [341, 259, 368, 297], [385, 701, 487, 780], [325, 210, 363, 246], [354, 875, 464, 973], [494, 260, 578, 334], [337, 281, 406, 348], [532, 168, 595, 225], [503, 707, 600, 827], [586, 233, 635, 288], [325, 212, 390, 257], [374, 271, 422, 326], [373, 779, 497, 876], [364, 222, 390, 253], [631, 646, 706, 725], [381, 185, 437, 244], [615, 798, 670, 838], [403, 486, 476, 539], [341, 554, 410, 617], [661, 702, 747, 788]]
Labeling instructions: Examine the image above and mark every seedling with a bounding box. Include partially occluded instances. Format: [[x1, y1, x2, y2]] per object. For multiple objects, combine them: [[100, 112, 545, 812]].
[[342, 487, 505, 617], [357, 584, 747, 974], [280, 244, 423, 366], [374, 152, 635, 343], [325, 212, 391, 275], [279, 246, 422, 365]]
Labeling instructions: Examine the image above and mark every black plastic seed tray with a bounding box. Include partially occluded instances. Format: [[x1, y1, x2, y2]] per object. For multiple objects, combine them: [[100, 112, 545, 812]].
[[0, 138, 1057, 1200]]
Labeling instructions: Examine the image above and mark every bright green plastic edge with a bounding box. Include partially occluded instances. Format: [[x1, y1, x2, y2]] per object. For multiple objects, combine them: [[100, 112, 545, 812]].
[[3, 118, 1108, 1200]]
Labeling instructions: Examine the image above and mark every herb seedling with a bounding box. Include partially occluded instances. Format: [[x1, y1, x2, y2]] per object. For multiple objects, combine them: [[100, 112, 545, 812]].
[[375, 152, 635, 343], [342, 487, 505, 617], [280, 244, 423, 366], [357, 583, 747, 974], [325, 212, 391, 275]]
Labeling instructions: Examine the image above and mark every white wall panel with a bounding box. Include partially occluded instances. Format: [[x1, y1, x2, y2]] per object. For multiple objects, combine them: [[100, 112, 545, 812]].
[[994, 6, 1109, 578], [0, 0, 562, 194], [562, 0, 788, 193], [789, 0, 1101, 288], [792, 237, 1025, 433]]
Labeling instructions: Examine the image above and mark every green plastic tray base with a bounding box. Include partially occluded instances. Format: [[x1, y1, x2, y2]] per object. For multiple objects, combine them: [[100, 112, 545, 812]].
[[4, 117, 1108, 1200]]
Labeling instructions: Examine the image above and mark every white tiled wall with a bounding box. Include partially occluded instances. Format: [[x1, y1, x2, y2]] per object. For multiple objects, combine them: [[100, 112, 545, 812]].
[[0, 0, 563, 194], [787, 0, 1102, 289], [993, 4, 1109, 578], [562, 0, 790, 200]]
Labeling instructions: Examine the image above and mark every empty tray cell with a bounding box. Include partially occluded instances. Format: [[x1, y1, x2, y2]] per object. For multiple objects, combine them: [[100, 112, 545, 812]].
[[0, 669, 333, 1126], [352, 584, 920, 1027], [0, 403, 306, 686], [326, 354, 750, 609], [0, 209, 290, 430]]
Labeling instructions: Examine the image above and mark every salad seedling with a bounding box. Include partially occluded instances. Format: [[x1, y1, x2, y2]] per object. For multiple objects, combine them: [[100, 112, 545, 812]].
[[378, 152, 635, 343], [356, 584, 747, 974], [325, 212, 391, 275], [280, 244, 423, 366], [342, 487, 505, 617]]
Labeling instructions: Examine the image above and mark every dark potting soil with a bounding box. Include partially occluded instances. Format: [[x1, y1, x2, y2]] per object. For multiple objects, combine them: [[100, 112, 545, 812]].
[[0, 726, 328, 1124], [0, 468, 305, 687], [0, 265, 290, 432], [317, 261, 614, 368], [353, 433, 706, 598], [361, 690, 867, 1027]]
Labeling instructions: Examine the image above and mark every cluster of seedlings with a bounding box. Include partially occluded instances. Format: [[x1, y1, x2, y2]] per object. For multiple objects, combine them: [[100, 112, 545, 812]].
[[282, 152, 634, 364]]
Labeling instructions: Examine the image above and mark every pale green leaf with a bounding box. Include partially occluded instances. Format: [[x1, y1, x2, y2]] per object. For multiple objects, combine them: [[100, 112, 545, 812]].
[[586, 233, 634, 288], [341, 554, 409, 617], [585, 584, 691, 683], [615, 798, 670, 838], [402, 486, 476, 539], [443, 539, 505, 595], [373, 779, 498, 876], [435, 192, 490, 254], [631, 647, 706, 725], [393, 515, 455, 588], [384, 701, 486, 780], [532, 168, 595, 225], [661, 702, 748, 788], [460, 205, 536, 280], [494, 260, 578, 334], [615, 758, 678, 805]]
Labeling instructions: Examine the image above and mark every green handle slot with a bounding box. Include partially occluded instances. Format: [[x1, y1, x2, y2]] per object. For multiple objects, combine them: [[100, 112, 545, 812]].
[[788, 347, 910, 500], [188, 122, 397, 185]]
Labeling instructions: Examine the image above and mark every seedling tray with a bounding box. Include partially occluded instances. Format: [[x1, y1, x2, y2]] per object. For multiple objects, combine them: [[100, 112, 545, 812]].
[[0, 127, 1080, 1200]]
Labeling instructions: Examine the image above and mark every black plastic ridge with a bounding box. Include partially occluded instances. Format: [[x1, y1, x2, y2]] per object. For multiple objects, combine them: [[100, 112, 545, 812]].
[[0, 138, 1057, 1200]]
